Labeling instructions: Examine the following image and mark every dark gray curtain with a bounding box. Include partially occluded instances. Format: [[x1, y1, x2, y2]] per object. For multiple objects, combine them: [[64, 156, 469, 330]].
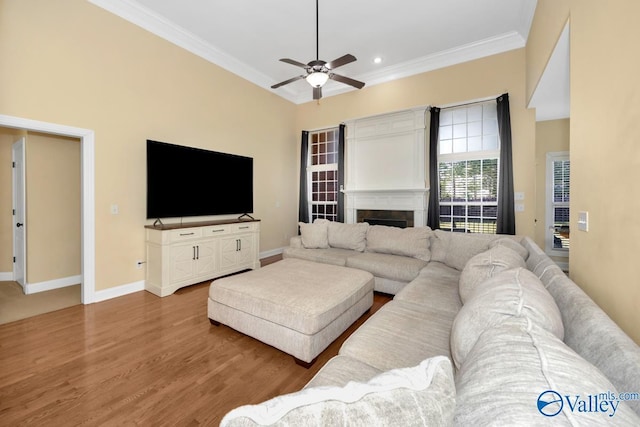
[[496, 93, 515, 235], [298, 131, 309, 223], [427, 107, 441, 230], [337, 124, 346, 222]]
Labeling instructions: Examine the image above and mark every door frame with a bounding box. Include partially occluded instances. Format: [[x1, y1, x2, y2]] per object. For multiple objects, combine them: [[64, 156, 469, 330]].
[[1, 114, 95, 304], [11, 137, 27, 289]]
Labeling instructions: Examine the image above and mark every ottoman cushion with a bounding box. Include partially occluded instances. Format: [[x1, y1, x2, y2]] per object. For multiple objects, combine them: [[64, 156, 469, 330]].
[[209, 258, 374, 335]]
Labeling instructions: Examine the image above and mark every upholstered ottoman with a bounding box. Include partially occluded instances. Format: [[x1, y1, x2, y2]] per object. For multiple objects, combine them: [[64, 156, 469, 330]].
[[208, 258, 374, 367]]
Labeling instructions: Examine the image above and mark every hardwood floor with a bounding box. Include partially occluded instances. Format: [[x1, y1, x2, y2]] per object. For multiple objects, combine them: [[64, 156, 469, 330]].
[[0, 259, 391, 426]]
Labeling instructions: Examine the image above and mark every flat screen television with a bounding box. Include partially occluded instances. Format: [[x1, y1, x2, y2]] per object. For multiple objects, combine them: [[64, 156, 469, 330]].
[[146, 140, 253, 220]]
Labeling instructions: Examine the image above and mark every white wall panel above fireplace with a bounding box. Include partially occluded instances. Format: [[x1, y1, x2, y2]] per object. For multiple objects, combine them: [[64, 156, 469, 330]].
[[345, 107, 427, 191], [343, 106, 430, 227]]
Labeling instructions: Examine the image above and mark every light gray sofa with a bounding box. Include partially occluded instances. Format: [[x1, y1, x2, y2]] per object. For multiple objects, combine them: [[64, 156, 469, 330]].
[[221, 223, 640, 426]]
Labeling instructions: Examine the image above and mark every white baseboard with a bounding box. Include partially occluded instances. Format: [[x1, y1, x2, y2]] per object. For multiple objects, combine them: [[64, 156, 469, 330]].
[[93, 280, 145, 303], [260, 247, 284, 259], [25, 275, 81, 294], [0, 272, 13, 281]]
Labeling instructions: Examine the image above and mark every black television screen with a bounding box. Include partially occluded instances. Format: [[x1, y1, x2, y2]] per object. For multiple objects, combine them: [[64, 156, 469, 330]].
[[146, 140, 253, 219]]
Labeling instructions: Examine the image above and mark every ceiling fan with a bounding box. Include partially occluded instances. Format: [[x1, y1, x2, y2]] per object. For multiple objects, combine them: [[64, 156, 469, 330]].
[[270, 0, 365, 100]]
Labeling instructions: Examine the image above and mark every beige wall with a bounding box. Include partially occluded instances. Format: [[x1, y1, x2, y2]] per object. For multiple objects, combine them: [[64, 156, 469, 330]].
[[25, 133, 81, 283], [527, 0, 640, 344], [0, 0, 298, 291], [534, 119, 570, 252], [568, 0, 640, 344], [296, 49, 537, 238]]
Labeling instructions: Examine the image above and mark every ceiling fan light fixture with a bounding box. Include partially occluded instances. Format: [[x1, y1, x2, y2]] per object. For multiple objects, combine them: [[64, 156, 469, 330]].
[[306, 71, 329, 88]]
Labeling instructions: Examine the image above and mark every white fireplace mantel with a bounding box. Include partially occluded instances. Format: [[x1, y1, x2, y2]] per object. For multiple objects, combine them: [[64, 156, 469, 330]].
[[343, 188, 430, 226]]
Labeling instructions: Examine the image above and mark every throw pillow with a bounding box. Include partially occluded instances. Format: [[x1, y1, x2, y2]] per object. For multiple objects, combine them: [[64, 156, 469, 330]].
[[455, 320, 640, 426], [451, 267, 564, 369], [298, 220, 329, 249], [489, 237, 529, 260], [458, 244, 526, 304], [365, 225, 432, 261], [430, 229, 492, 270], [220, 356, 455, 426], [328, 221, 369, 252]]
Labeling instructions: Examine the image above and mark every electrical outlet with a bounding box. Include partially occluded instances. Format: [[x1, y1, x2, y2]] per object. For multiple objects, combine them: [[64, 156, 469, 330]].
[[110, 204, 119, 215]]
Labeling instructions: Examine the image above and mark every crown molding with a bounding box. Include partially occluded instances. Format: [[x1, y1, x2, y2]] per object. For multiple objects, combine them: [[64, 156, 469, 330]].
[[295, 31, 526, 104], [88, 0, 297, 99], [90, 0, 526, 105]]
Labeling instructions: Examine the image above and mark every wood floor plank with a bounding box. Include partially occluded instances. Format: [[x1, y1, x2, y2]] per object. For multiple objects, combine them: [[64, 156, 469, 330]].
[[0, 262, 391, 426]]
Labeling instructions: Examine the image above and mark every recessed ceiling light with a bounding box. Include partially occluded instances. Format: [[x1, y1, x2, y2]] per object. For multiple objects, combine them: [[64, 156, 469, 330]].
[[373, 57, 383, 64]]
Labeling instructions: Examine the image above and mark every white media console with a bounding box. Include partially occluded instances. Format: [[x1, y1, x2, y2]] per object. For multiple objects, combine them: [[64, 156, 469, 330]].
[[145, 219, 260, 297]]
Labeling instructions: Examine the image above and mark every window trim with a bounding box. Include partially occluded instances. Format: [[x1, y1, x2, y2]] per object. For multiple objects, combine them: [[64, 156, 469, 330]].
[[545, 151, 570, 257], [306, 127, 339, 222]]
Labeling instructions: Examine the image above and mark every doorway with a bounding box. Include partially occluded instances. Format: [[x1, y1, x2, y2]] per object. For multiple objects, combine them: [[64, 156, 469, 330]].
[[0, 114, 95, 304]]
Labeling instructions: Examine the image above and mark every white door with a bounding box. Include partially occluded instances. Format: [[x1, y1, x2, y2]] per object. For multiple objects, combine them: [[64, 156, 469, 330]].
[[12, 137, 27, 291]]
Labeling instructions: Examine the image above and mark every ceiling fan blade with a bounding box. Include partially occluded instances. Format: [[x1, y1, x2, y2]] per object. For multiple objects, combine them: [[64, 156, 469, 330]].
[[279, 58, 310, 69], [326, 54, 357, 70], [329, 73, 365, 89], [271, 75, 305, 89], [313, 87, 322, 100]]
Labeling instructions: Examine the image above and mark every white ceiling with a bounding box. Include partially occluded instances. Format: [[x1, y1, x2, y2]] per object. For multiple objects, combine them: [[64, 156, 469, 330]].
[[90, 0, 546, 106]]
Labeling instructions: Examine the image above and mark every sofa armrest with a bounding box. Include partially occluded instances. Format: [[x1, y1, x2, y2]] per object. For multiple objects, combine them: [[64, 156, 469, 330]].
[[289, 235, 303, 248]]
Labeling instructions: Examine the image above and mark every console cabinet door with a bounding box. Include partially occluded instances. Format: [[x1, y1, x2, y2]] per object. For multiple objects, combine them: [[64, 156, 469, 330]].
[[170, 243, 198, 283], [194, 240, 218, 277], [219, 236, 241, 270], [236, 234, 255, 266]]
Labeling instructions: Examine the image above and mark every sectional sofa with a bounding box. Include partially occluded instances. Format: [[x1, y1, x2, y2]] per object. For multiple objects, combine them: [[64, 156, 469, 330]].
[[221, 221, 640, 425]]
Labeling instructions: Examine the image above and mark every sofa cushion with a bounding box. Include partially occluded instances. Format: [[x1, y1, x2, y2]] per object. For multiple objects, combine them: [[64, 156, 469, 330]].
[[298, 220, 329, 249], [340, 300, 454, 371], [489, 236, 529, 260], [305, 355, 382, 389], [394, 262, 462, 315], [451, 268, 564, 369], [365, 225, 432, 261], [458, 244, 526, 304], [221, 356, 456, 427], [283, 246, 355, 267], [328, 221, 369, 252], [430, 229, 492, 270], [346, 252, 427, 283], [455, 320, 640, 426]]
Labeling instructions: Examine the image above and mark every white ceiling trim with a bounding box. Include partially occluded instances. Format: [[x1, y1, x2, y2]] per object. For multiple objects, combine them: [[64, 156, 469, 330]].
[[306, 31, 526, 104], [89, 0, 277, 90], [90, 0, 529, 105]]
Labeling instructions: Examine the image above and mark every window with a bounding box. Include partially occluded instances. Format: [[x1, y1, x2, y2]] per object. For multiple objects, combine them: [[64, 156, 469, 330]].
[[438, 101, 499, 233], [546, 152, 570, 256], [308, 128, 339, 222]]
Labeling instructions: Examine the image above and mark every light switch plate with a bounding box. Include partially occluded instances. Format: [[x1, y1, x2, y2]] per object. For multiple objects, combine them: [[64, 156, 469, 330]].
[[578, 211, 589, 231]]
